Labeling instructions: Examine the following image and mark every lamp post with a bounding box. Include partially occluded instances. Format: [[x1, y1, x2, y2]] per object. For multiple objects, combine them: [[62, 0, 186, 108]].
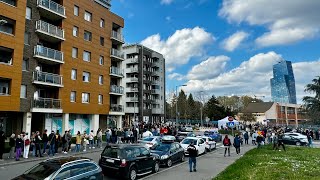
[[176, 84, 187, 126], [199, 91, 204, 127]]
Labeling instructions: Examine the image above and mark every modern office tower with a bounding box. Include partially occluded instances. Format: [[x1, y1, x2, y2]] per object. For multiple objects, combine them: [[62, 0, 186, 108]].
[[270, 60, 297, 104], [0, 0, 124, 136], [122, 44, 165, 126]]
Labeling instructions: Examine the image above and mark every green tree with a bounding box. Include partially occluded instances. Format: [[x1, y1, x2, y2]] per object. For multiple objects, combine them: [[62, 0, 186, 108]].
[[303, 76, 320, 124], [239, 113, 256, 122], [203, 95, 226, 120], [177, 90, 188, 120], [187, 94, 197, 120]]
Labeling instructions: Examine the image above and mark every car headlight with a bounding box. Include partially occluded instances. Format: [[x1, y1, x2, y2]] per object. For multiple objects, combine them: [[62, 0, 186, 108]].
[[161, 155, 169, 159]]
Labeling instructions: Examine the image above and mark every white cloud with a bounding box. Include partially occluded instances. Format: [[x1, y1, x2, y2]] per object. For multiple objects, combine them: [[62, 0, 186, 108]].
[[168, 73, 185, 81], [219, 0, 320, 47], [141, 27, 215, 71], [221, 31, 249, 51], [161, 0, 174, 5], [187, 56, 230, 80]]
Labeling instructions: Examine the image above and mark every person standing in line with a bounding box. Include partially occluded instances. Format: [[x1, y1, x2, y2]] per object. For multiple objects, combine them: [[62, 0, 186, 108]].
[[63, 131, 70, 154], [8, 133, 15, 159], [244, 131, 249, 145], [82, 131, 88, 152], [96, 128, 102, 148], [15, 135, 23, 161], [35, 131, 43, 157], [133, 127, 138, 143], [61, 131, 67, 153], [55, 130, 61, 153], [105, 129, 111, 144], [75, 131, 81, 152], [42, 129, 48, 155], [234, 134, 241, 155], [187, 141, 197, 172], [89, 130, 95, 149], [30, 132, 36, 157], [67, 130, 72, 152], [223, 135, 231, 157], [23, 132, 30, 159], [252, 131, 257, 145], [48, 130, 55, 156]]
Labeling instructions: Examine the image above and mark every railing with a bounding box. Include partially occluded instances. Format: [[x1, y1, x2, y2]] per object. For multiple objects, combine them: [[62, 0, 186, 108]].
[[127, 58, 139, 64], [152, 61, 160, 67], [110, 66, 123, 76], [152, 71, 160, 76], [110, 85, 124, 94], [152, 109, 162, 114], [130, 77, 138, 82], [94, 0, 111, 9], [152, 80, 160, 85], [130, 97, 138, 102], [111, 31, 124, 42], [34, 45, 64, 63], [37, 0, 66, 17], [129, 68, 138, 73], [152, 99, 160, 103], [33, 71, 62, 86], [36, 20, 64, 39], [110, 48, 124, 59], [110, 104, 123, 112], [129, 87, 138, 92], [32, 98, 61, 109], [151, 89, 160, 94]]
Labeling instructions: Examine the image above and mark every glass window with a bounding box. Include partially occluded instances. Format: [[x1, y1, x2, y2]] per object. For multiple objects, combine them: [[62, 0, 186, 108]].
[[99, 75, 103, 85], [99, 56, 104, 65], [0, 46, 13, 65], [0, 0, 17, 6], [74, 5, 79, 16], [22, 58, 29, 71], [140, 147, 150, 156], [70, 91, 76, 102], [84, 30, 92, 41], [100, 19, 105, 27], [24, 32, 30, 45], [100, 37, 104, 46], [82, 71, 90, 82], [23, 163, 57, 180], [0, 15, 15, 35], [72, 47, 78, 58], [72, 26, 78, 37], [82, 93, 90, 103], [71, 69, 77, 80], [83, 51, 91, 62], [84, 11, 92, 22], [20, 85, 26, 98], [98, 94, 103, 104], [26, 7, 31, 20]]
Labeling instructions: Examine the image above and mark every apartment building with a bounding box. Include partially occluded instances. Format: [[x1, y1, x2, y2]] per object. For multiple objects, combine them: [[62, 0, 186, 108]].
[[122, 44, 165, 126], [0, 0, 124, 136]]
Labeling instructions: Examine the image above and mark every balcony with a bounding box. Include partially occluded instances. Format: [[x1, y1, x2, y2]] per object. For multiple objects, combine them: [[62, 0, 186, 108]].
[[37, 0, 66, 20], [152, 61, 160, 67], [109, 104, 124, 115], [128, 87, 138, 92], [129, 97, 138, 102], [152, 108, 162, 114], [151, 89, 160, 94], [152, 80, 160, 85], [111, 30, 124, 44], [125, 107, 139, 114], [33, 71, 63, 87], [128, 68, 139, 73], [127, 58, 139, 64], [34, 45, 64, 64], [31, 97, 62, 113], [110, 85, 124, 95], [151, 71, 160, 76], [129, 77, 138, 82], [35, 20, 65, 42], [110, 48, 124, 61], [152, 99, 160, 104], [94, 0, 111, 9], [110, 66, 123, 78]]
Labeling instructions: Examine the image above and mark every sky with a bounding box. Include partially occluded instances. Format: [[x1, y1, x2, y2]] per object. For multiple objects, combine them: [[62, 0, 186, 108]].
[[111, 0, 320, 103]]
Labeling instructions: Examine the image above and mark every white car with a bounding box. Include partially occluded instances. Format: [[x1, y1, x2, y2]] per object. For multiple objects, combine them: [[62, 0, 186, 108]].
[[138, 136, 161, 149], [180, 137, 206, 156], [198, 136, 216, 152], [185, 125, 193, 132], [284, 132, 308, 142]]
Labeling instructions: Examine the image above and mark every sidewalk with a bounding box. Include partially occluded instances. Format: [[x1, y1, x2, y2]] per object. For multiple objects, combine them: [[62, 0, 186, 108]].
[[0, 143, 106, 167], [143, 144, 255, 180]]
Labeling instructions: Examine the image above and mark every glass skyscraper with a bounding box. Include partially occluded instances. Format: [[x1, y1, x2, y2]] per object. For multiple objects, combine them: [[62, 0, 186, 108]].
[[270, 60, 297, 104]]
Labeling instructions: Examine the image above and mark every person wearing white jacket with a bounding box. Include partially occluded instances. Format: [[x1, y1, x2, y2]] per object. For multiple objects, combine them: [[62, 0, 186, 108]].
[[89, 130, 95, 149], [23, 133, 30, 159]]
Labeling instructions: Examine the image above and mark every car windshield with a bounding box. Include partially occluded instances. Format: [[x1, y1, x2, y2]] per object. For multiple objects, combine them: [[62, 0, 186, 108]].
[[181, 139, 197, 145], [142, 137, 154, 142], [23, 162, 58, 180], [102, 147, 123, 159], [187, 133, 195, 137], [152, 143, 170, 152]]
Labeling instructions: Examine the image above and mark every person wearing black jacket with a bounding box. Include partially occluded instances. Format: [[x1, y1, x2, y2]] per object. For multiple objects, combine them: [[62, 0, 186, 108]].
[[187, 141, 197, 172], [35, 131, 43, 157], [42, 129, 48, 154], [223, 135, 231, 157], [0, 130, 5, 160], [15, 135, 23, 161], [9, 134, 15, 159]]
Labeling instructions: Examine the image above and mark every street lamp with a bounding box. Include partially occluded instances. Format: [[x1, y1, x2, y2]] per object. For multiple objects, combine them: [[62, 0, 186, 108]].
[[176, 84, 187, 126]]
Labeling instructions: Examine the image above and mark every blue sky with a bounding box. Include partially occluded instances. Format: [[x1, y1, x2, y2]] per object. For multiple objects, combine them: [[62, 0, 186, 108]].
[[111, 0, 320, 103]]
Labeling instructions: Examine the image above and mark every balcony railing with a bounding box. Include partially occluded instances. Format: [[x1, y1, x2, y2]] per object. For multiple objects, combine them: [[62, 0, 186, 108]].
[[94, 0, 111, 9], [111, 31, 124, 42], [36, 20, 64, 40], [152, 99, 160, 104], [129, 68, 138, 73], [152, 71, 160, 76], [110, 48, 124, 60], [129, 87, 138, 92], [37, 0, 66, 18], [110, 66, 123, 77], [130, 77, 138, 82], [34, 45, 64, 63], [152, 109, 162, 114], [32, 98, 61, 109], [110, 104, 123, 112], [151, 89, 160, 94], [110, 85, 124, 94], [130, 97, 138, 102], [152, 80, 160, 85], [33, 71, 63, 86], [127, 58, 139, 64]]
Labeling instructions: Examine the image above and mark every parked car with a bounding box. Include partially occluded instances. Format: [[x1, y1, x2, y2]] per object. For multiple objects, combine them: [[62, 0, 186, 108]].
[[204, 130, 222, 142], [282, 135, 308, 146], [198, 136, 216, 152], [184, 125, 193, 132], [284, 132, 308, 142], [180, 137, 206, 156], [13, 157, 103, 180], [151, 137, 185, 167], [138, 136, 161, 149], [99, 144, 160, 180], [175, 132, 196, 142]]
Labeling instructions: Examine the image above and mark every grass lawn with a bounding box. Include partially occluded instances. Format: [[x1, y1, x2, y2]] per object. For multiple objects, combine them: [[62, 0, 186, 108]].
[[214, 145, 320, 180]]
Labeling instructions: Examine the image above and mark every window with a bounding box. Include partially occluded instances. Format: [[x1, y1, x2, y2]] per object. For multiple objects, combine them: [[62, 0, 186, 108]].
[[20, 85, 26, 98], [0, 46, 13, 65], [70, 91, 76, 102], [100, 37, 104, 46], [0, 15, 15, 35], [99, 56, 104, 65], [84, 11, 92, 22], [84, 30, 92, 41], [82, 93, 90, 103], [24, 32, 30, 45], [99, 75, 103, 85], [71, 69, 77, 80], [82, 72, 90, 82], [26, 7, 31, 19], [0, 78, 10, 95], [22, 58, 29, 71], [0, 0, 16, 6], [100, 19, 104, 27], [72, 47, 78, 58], [83, 51, 91, 62], [74, 5, 79, 16], [72, 26, 78, 37], [98, 94, 103, 104]]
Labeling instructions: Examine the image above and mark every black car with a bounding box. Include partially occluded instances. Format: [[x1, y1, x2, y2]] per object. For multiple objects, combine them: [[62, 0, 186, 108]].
[[282, 135, 308, 146], [99, 144, 160, 180], [13, 156, 103, 180], [151, 141, 185, 167]]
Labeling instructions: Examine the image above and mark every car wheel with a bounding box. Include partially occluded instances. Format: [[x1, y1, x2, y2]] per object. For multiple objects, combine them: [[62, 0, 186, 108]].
[[181, 154, 185, 162], [296, 142, 301, 146], [214, 144, 217, 149], [153, 161, 160, 173], [204, 148, 208, 154], [128, 167, 137, 180], [167, 159, 172, 167]]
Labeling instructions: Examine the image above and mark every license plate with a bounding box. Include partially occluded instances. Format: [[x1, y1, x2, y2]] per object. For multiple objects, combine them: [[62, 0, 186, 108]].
[[106, 159, 114, 163]]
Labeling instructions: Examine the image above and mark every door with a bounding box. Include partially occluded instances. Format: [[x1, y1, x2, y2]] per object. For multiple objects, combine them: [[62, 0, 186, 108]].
[[139, 147, 154, 172], [198, 139, 205, 154], [169, 143, 177, 162]]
